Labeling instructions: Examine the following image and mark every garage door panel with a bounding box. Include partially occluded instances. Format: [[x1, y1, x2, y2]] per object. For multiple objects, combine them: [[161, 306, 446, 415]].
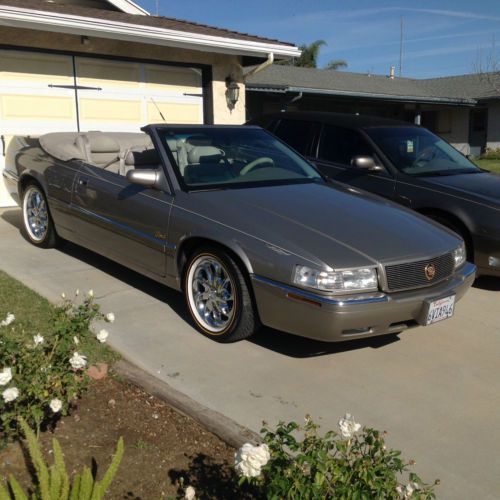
[[0, 50, 73, 85], [76, 58, 142, 89], [145, 66, 202, 93], [147, 102, 202, 124], [80, 98, 143, 122], [2, 95, 75, 120]]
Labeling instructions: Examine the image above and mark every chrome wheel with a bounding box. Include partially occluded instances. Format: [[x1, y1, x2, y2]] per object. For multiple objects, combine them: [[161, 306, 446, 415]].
[[187, 255, 236, 333], [23, 186, 49, 242]]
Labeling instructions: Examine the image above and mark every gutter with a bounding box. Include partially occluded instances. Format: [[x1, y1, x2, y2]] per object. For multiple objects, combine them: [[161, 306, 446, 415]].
[[247, 84, 477, 106], [0, 5, 301, 59]]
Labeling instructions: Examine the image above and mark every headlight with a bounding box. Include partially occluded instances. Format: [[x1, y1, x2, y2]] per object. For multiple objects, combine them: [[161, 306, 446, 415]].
[[293, 265, 378, 293], [452, 242, 466, 269]]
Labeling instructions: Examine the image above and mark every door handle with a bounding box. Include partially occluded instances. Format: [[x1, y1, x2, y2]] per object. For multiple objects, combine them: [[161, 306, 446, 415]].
[[78, 178, 88, 186]]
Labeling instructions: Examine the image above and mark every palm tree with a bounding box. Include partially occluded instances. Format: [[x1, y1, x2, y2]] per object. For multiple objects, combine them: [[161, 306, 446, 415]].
[[324, 59, 348, 71], [279, 40, 347, 70], [279, 39, 326, 68]]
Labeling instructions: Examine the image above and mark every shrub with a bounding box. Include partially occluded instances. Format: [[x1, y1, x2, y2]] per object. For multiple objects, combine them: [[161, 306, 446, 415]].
[[235, 415, 438, 499], [480, 147, 500, 160], [0, 291, 115, 445], [0, 418, 124, 500]]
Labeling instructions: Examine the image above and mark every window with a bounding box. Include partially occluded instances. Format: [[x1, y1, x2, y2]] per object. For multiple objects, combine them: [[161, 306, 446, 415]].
[[318, 125, 374, 166], [273, 119, 317, 156]]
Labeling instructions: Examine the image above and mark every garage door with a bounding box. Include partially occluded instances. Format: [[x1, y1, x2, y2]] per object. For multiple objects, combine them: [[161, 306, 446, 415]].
[[0, 49, 205, 206]]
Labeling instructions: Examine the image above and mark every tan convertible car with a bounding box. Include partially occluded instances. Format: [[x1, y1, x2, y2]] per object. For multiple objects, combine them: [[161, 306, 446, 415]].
[[3, 125, 476, 342]]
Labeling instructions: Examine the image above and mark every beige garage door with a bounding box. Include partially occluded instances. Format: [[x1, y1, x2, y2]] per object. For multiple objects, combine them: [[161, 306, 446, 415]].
[[0, 49, 205, 206]]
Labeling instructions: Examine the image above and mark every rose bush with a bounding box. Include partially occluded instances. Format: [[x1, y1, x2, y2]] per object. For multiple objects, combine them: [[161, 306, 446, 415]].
[[0, 292, 115, 445], [235, 415, 438, 499]]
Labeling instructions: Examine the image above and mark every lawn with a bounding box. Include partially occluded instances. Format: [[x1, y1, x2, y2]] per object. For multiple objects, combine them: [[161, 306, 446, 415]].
[[474, 158, 500, 173]]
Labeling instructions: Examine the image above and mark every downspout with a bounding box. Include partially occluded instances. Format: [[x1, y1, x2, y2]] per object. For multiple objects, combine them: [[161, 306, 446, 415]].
[[282, 91, 303, 112], [244, 53, 274, 81]]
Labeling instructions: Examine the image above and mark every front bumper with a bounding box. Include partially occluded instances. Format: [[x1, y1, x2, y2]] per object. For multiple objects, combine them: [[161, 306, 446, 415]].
[[251, 262, 476, 342]]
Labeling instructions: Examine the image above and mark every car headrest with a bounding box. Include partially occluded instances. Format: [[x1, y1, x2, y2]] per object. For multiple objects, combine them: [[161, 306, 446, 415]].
[[125, 148, 160, 167], [86, 132, 120, 154], [187, 145, 223, 165]]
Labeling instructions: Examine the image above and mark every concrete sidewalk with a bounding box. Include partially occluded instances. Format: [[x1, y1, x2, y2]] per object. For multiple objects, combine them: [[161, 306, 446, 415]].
[[1, 208, 499, 499]]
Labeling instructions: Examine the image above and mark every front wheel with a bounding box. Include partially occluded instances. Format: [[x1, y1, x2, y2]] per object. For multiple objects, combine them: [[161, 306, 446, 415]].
[[184, 247, 259, 342], [22, 183, 58, 248]]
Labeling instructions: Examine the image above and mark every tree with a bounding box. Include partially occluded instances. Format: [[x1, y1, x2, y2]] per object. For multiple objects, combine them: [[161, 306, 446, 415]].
[[324, 59, 348, 71], [473, 37, 500, 96], [279, 39, 347, 70]]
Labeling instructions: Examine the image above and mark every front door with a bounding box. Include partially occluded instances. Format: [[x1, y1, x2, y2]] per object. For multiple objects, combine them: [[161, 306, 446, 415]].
[[314, 124, 397, 199], [71, 164, 173, 277]]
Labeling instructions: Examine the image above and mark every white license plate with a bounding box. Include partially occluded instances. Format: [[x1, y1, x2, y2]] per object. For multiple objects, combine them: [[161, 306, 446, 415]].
[[425, 295, 455, 325]]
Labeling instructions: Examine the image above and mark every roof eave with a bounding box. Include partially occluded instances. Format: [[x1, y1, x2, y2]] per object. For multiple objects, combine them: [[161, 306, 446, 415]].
[[0, 5, 300, 59], [246, 84, 477, 106], [106, 0, 149, 15]]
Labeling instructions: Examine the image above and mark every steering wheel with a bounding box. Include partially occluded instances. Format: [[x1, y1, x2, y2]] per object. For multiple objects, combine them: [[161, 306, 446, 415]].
[[412, 147, 436, 167], [240, 157, 274, 176]]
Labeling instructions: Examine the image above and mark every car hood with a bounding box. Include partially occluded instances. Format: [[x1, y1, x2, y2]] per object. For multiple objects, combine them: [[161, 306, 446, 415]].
[[421, 171, 500, 208], [181, 182, 460, 269]]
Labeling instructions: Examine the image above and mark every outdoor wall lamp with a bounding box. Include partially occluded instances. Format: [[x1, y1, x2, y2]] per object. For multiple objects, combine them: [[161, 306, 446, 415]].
[[225, 77, 240, 109]]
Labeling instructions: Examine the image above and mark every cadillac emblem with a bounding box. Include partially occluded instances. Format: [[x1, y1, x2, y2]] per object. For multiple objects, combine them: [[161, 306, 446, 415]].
[[425, 263, 436, 281]]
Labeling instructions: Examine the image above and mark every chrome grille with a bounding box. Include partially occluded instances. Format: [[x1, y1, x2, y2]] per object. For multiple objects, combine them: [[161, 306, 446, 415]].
[[384, 253, 455, 292]]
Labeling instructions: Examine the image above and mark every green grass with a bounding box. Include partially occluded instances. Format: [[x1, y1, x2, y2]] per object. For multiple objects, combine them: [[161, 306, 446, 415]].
[[474, 158, 500, 173], [0, 270, 119, 366]]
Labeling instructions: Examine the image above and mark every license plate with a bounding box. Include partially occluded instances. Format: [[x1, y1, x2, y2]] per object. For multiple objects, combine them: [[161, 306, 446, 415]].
[[424, 295, 455, 325]]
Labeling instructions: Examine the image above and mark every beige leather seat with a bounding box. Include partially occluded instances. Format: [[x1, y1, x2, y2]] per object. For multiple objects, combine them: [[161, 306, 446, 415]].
[[76, 132, 121, 173], [122, 148, 161, 175]]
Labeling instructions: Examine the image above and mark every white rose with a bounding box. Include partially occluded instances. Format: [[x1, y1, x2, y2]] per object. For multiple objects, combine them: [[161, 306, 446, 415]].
[[338, 413, 361, 440], [33, 334, 44, 346], [61, 292, 66, 299], [397, 482, 419, 498], [235, 443, 270, 478], [69, 352, 87, 370], [2, 387, 19, 403], [105, 312, 115, 323], [184, 486, 196, 500], [49, 398, 63, 413], [96, 329, 109, 343], [73, 336, 80, 345], [75, 289, 80, 296], [1, 313, 15, 327], [0, 368, 13, 386], [87, 289, 94, 298]]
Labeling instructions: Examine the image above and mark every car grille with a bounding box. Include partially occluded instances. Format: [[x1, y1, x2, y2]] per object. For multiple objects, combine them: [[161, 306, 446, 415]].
[[384, 252, 455, 292]]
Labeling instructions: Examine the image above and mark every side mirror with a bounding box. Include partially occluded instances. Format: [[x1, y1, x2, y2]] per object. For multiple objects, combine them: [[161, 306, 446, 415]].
[[351, 156, 384, 172], [126, 169, 161, 189]]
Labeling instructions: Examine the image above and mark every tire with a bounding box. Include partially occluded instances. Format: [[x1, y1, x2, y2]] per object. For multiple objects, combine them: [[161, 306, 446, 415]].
[[428, 214, 473, 261], [22, 182, 58, 248], [183, 246, 259, 342]]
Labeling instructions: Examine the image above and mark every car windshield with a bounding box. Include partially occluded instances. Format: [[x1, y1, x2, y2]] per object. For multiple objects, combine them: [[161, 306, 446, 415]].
[[365, 126, 481, 177], [157, 127, 323, 190]]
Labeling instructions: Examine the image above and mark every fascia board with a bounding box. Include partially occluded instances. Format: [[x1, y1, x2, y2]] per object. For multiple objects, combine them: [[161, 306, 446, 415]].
[[0, 5, 300, 58]]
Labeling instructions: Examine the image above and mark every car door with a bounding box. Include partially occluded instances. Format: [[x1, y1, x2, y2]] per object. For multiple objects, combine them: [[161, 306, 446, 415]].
[[71, 161, 173, 277], [313, 124, 396, 200]]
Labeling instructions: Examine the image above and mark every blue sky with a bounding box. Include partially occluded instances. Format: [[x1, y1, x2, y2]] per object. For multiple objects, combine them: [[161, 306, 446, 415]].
[[136, 0, 500, 79]]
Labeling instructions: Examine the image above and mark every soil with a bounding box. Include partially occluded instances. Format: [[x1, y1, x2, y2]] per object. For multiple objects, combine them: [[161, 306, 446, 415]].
[[0, 374, 244, 499]]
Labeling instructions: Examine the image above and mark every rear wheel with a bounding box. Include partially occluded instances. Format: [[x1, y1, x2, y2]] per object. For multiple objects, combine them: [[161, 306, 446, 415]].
[[184, 246, 258, 342], [22, 183, 58, 248]]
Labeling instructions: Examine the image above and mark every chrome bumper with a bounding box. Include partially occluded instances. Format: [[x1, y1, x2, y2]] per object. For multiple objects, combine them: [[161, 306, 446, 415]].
[[251, 262, 476, 342]]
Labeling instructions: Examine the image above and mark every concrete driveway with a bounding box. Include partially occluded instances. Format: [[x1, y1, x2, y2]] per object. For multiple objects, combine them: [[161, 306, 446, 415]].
[[1, 208, 499, 499]]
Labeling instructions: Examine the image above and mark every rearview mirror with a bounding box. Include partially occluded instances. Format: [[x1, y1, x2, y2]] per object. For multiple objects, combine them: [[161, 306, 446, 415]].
[[126, 169, 161, 189], [351, 156, 383, 172]]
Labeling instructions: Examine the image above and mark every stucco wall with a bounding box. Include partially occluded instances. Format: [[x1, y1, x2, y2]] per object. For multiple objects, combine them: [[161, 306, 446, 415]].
[[486, 102, 500, 150], [0, 27, 246, 124], [438, 108, 470, 155]]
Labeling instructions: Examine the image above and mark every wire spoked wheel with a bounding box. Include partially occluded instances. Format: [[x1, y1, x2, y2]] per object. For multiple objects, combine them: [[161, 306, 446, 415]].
[[184, 247, 259, 342]]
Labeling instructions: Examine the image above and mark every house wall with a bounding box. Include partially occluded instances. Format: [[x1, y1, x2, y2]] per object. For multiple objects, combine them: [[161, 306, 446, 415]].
[[486, 102, 500, 150], [0, 27, 246, 125], [435, 108, 470, 155]]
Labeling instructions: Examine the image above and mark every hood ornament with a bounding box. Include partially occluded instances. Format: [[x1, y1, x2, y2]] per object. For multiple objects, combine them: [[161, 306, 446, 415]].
[[425, 263, 436, 281]]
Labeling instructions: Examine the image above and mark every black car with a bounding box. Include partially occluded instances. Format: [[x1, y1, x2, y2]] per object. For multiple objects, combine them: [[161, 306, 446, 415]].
[[248, 112, 500, 278]]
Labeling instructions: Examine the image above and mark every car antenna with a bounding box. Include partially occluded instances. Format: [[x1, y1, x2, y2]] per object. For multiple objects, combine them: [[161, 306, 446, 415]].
[[150, 97, 166, 122]]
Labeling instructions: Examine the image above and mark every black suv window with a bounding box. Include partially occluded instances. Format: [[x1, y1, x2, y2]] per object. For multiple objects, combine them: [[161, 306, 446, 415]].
[[274, 119, 317, 156], [319, 125, 374, 166]]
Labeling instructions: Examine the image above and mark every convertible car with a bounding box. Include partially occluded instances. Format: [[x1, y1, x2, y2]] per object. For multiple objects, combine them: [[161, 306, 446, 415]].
[[3, 125, 475, 343]]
